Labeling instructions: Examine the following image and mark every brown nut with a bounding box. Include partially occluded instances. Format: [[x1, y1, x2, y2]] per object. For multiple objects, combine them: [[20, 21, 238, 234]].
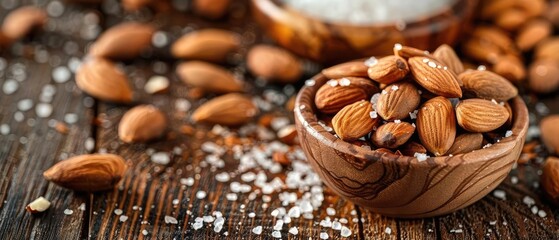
[[247, 44, 302, 84]]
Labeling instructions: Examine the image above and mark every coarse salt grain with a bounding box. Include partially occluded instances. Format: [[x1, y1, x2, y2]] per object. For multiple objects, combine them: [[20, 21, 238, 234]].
[[493, 190, 506, 200], [119, 215, 128, 222], [414, 153, 428, 162], [364, 57, 378, 66], [151, 152, 170, 165], [1, 124, 10, 135], [320, 232, 329, 239], [64, 209, 73, 215], [289, 227, 299, 235], [385, 227, 392, 235], [369, 111, 378, 119], [252, 226, 262, 235], [114, 209, 123, 215], [165, 216, 178, 224], [505, 130, 513, 138]]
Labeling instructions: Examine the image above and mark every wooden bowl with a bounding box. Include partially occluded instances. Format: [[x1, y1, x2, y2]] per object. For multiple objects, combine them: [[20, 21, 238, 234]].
[[294, 73, 529, 218], [251, 0, 478, 65]]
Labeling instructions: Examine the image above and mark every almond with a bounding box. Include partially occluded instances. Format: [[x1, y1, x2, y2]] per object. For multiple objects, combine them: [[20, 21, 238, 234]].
[[471, 26, 515, 53], [371, 122, 415, 149], [433, 44, 464, 75], [122, 0, 171, 12], [492, 55, 526, 83], [446, 133, 484, 155], [375, 81, 420, 121], [193, 0, 231, 19], [416, 96, 456, 156], [542, 157, 559, 205], [393, 44, 433, 59], [192, 93, 258, 126], [332, 100, 379, 141], [535, 37, 559, 61], [459, 70, 518, 101], [43, 154, 127, 192], [26, 197, 51, 214], [75, 58, 133, 103], [118, 105, 167, 143], [315, 77, 377, 114], [528, 59, 559, 94], [176, 61, 244, 94], [456, 99, 509, 133], [277, 124, 298, 145], [1, 6, 47, 42], [480, 0, 517, 19], [171, 29, 240, 63], [516, 19, 552, 51], [540, 115, 559, 155], [367, 55, 409, 84], [89, 22, 155, 59], [322, 61, 368, 79], [247, 44, 302, 84], [399, 141, 427, 156], [408, 57, 462, 98], [462, 38, 502, 64], [494, 8, 528, 31]]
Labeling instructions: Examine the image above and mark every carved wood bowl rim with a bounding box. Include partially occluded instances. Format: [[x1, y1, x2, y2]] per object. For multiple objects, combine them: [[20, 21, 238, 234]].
[[295, 73, 529, 170]]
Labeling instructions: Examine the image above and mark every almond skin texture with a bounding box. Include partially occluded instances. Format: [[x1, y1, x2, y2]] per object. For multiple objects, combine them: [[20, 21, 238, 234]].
[[43, 154, 127, 192], [416, 96, 456, 156], [193, 0, 231, 19], [247, 45, 302, 83], [315, 77, 378, 114], [171, 29, 240, 63], [376, 81, 420, 121], [192, 93, 258, 126], [540, 115, 559, 155], [332, 100, 379, 141], [176, 61, 244, 94], [371, 122, 415, 149], [367, 55, 409, 84], [542, 157, 559, 205], [447, 133, 484, 155], [393, 44, 433, 59], [528, 59, 559, 94], [322, 61, 368, 79], [1, 6, 47, 41], [75, 58, 133, 103], [89, 22, 155, 60], [118, 105, 167, 143], [433, 44, 464, 75], [408, 57, 462, 98], [456, 99, 510, 133], [459, 70, 518, 102]]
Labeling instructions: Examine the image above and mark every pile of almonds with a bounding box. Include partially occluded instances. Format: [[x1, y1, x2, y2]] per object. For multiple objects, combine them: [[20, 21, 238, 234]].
[[461, 0, 559, 93], [315, 44, 518, 158]]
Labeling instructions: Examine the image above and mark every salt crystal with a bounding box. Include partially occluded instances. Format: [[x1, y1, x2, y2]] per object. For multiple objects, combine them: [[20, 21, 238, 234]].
[[180, 177, 194, 186], [78, 203, 86, 211], [248, 212, 256, 218], [477, 65, 487, 71], [305, 79, 316, 86], [64, 209, 73, 215], [369, 111, 378, 119], [273, 220, 283, 230], [493, 190, 506, 200], [142, 230, 149, 235], [52, 66, 71, 83], [152, 31, 169, 48], [35, 103, 53, 118], [391, 85, 399, 91], [320, 219, 332, 228], [241, 172, 256, 182], [385, 227, 392, 234], [364, 57, 378, 67], [2, 80, 18, 94], [332, 221, 342, 230], [505, 130, 513, 138], [252, 226, 262, 235], [538, 210, 547, 218], [193, 222, 203, 230], [511, 176, 518, 184], [320, 232, 329, 239], [165, 216, 178, 224], [289, 227, 299, 235], [172, 199, 179, 205], [226, 193, 238, 201], [46, 1, 65, 17], [203, 215, 214, 222], [215, 172, 230, 182], [272, 230, 282, 238], [64, 113, 78, 124], [339, 78, 351, 86], [144, 76, 169, 94], [341, 226, 352, 237], [394, 119, 401, 124], [151, 152, 170, 165], [119, 215, 128, 222], [414, 153, 428, 162], [17, 99, 33, 111], [1, 124, 10, 135], [196, 191, 207, 199], [531, 205, 538, 214], [175, 99, 191, 112], [489, 220, 497, 225], [523, 196, 535, 206], [114, 209, 123, 215]]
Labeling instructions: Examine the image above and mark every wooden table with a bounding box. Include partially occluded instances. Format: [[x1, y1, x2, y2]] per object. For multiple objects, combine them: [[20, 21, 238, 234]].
[[0, 1, 558, 239]]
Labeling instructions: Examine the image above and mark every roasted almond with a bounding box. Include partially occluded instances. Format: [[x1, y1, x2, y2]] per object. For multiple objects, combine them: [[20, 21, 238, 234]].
[[446, 133, 484, 155], [462, 38, 502, 64], [75, 58, 133, 103], [247, 44, 302, 84], [89, 22, 155, 59], [416, 97, 456, 156], [542, 157, 559, 205], [176, 61, 244, 94], [491, 55, 526, 83], [480, 0, 517, 19], [192, 93, 258, 126], [332, 100, 379, 141], [408, 57, 462, 98], [399, 141, 427, 156], [528, 59, 559, 94], [540, 115, 559, 155], [371, 122, 415, 149], [193, 0, 231, 19], [367, 55, 409, 84], [43, 154, 127, 192], [471, 26, 515, 53], [433, 44, 464, 75], [1, 6, 47, 41], [322, 61, 368, 79], [375, 81, 420, 121], [118, 105, 167, 143], [459, 70, 518, 102], [494, 8, 528, 31], [456, 99, 509, 133], [171, 29, 240, 63], [393, 44, 432, 59], [122, 0, 171, 12], [315, 77, 377, 114], [516, 19, 552, 51], [535, 37, 559, 61]]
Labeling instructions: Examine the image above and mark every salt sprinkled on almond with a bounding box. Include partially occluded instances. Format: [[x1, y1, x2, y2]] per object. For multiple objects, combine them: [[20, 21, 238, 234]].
[[364, 56, 378, 67]]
